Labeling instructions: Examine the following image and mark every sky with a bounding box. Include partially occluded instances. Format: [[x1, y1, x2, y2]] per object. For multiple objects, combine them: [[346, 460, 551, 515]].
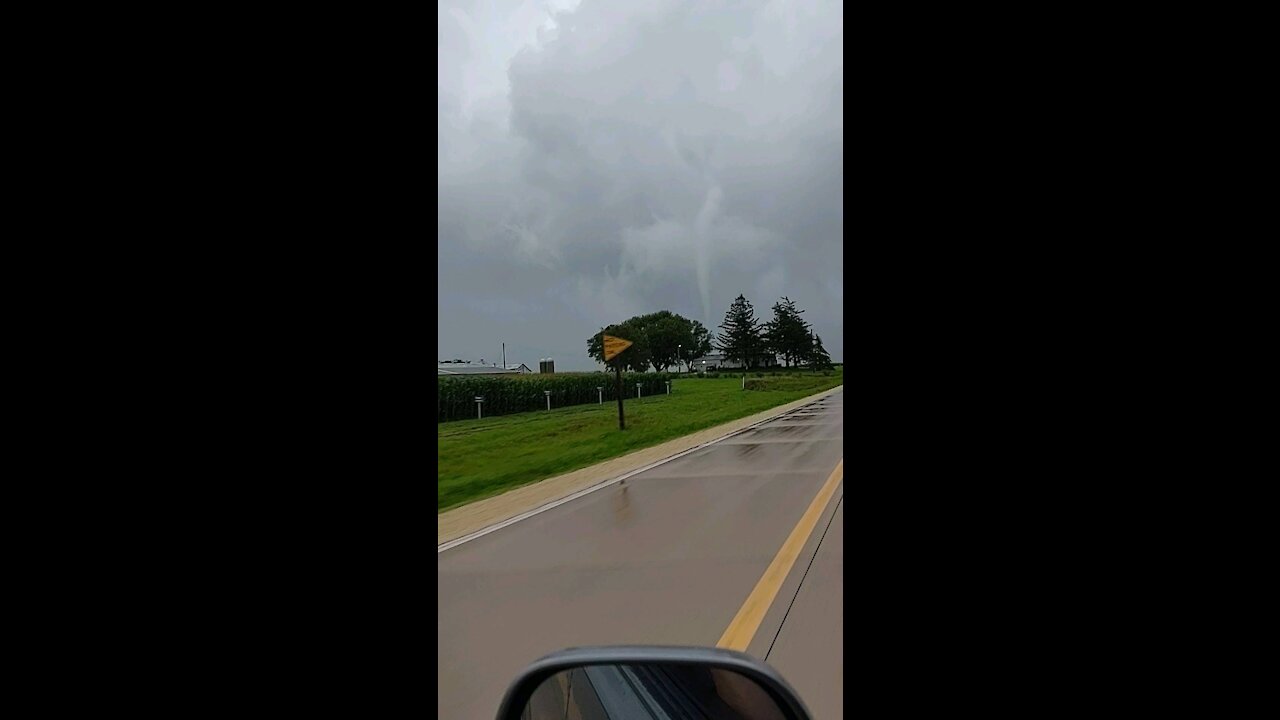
[[439, 0, 843, 371]]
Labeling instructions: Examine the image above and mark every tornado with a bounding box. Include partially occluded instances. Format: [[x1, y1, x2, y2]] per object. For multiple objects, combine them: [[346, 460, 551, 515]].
[[694, 185, 722, 324]]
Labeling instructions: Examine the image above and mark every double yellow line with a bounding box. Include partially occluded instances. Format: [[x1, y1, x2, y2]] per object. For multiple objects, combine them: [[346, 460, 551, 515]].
[[717, 459, 843, 652]]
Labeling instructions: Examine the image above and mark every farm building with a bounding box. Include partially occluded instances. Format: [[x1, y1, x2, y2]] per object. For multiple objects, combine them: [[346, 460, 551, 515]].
[[688, 353, 780, 370], [437, 362, 533, 376]]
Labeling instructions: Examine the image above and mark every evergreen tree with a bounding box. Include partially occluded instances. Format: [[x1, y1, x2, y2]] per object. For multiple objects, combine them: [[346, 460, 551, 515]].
[[717, 294, 763, 369], [764, 296, 812, 367], [808, 332, 833, 370]]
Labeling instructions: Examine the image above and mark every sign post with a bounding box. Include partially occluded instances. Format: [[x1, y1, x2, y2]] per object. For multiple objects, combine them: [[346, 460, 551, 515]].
[[602, 333, 634, 430], [615, 364, 624, 429]]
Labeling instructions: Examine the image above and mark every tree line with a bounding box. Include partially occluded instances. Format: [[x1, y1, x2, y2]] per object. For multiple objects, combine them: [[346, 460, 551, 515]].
[[586, 295, 832, 372], [587, 311, 714, 373], [718, 294, 831, 370]]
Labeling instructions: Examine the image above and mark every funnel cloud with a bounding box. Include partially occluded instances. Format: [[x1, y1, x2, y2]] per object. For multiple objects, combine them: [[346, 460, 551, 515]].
[[439, 0, 843, 370]]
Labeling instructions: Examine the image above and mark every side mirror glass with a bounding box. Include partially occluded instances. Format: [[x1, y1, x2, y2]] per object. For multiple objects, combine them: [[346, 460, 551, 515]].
[[497, 646, 811, 720]]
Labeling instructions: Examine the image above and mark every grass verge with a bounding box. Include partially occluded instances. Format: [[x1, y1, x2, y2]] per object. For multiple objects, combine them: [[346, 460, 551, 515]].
[[438, 370, 842, 511]]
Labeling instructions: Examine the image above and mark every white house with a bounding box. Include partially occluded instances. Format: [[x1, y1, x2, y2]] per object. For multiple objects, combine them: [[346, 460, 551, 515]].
[[688, 353, 779, 370]]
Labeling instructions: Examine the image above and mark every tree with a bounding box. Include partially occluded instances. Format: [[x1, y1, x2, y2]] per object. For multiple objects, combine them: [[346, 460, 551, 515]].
[[645, 312, 715, 372], [689, 320, 713, 369], [763, 296, 812, 368], [716, 294, 764, 370], [587, 311, 712, 373], [587, 321, 652, 372], [808, 333, 832, 370], [637, 312, 684, 372]]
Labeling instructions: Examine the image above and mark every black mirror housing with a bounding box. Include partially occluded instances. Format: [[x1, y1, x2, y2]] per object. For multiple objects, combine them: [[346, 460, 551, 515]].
[[495, 645, 813, 720]]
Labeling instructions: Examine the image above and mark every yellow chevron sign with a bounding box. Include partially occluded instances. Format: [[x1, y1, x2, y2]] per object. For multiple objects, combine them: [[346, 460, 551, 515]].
[[602, 334, 634, 362]]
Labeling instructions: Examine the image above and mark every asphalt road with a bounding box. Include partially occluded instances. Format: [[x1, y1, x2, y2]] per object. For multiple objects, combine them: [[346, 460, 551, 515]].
[[438, 389, 844, 719]]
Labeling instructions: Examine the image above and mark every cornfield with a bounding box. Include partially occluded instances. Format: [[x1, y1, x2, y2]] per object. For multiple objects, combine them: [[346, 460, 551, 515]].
[[438, 372, 676, 422]]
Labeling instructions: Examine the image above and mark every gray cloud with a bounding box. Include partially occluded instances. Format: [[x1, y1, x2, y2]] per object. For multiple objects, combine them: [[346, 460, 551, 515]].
[[439, 0, 842, 370]]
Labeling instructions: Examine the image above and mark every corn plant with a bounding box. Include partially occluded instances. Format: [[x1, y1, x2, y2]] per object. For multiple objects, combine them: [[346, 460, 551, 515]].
[[438, 372, 674, 422]]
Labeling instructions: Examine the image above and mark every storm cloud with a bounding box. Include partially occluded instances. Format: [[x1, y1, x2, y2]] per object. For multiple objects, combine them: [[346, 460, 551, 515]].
[[439, 0, 843, 370]]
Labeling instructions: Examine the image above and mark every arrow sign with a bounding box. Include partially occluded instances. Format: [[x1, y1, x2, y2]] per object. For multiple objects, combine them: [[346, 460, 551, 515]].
[[601, 332, 633, 430], [602, 334, 633, 362]]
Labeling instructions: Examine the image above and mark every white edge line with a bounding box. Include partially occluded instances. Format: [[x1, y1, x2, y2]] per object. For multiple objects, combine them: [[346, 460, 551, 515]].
[[437, 387, 841, 554]]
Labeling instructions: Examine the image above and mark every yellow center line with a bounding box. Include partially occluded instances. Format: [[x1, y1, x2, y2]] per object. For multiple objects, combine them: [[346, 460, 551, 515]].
[[717, 459, 843, 652]]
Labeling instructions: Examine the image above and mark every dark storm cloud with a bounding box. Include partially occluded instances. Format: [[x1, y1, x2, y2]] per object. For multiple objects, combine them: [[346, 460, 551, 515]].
[[439, 0, 842, 370]]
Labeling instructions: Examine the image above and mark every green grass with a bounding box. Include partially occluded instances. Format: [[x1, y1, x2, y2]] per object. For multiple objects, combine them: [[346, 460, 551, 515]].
[[745, 374, 840, 391], [438, 370, 842, 511]]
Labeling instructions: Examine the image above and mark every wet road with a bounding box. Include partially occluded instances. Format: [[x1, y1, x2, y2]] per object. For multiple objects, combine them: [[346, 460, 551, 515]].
[[438, 389, 843, 719]]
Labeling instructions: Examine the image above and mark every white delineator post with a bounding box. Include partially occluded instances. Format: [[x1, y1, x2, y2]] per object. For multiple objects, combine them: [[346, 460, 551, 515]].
[[636, 382, 641, 400], [597, 386, 603, 404], [544, 390, 552, 411], [474, 396, 484, 420], [666, 380, 671, 395]]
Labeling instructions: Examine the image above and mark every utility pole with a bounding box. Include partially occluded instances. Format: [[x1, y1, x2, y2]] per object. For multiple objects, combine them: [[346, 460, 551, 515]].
[[502, 342, 506, 370]]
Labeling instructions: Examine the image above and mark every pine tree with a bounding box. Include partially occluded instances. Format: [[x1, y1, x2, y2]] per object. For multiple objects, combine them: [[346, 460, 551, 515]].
[[717, 294, 763, 370], [764, 296, 812, 368], [762, 312, 783, 367], [809, 333, 832, 370]]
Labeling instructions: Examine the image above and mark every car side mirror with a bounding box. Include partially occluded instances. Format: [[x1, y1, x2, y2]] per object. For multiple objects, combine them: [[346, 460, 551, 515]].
[[495, 645, 812, 720]]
